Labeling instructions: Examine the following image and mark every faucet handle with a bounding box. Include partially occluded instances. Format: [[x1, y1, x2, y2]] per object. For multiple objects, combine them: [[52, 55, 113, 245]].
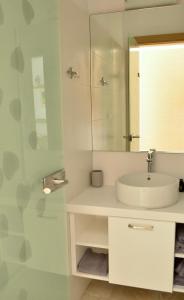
[[147, 149, 156, 173], [149, 149, 156, 153], [147, 149, 156, 158]]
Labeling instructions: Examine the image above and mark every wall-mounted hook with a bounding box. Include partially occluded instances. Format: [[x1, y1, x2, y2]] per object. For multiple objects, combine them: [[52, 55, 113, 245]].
[[100, 77, 109, 86], [67, 67, 79, 79]]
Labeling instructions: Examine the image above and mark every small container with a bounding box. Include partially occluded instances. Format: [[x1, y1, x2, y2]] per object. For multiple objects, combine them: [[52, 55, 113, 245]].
[[179, 179, 184, 192], [91, 170, 103, 188]]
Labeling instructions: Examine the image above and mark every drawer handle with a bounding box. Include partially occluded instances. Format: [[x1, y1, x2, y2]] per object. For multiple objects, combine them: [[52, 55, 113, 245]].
[[128, 224, 154, 231]]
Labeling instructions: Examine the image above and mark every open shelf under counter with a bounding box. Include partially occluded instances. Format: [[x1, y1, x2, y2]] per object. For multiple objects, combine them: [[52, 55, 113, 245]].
[[70, 214, 109, 281], [76, 216, 108, 249], [70, 214, 108, 249], [74, 246, 109, 281]]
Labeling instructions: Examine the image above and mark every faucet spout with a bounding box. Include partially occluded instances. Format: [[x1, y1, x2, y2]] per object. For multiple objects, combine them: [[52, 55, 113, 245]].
[[146, 149, 156, 173]]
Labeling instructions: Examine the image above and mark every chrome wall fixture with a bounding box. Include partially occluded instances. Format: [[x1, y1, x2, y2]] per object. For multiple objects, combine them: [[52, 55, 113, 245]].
[[42, 169, 68, 194], [100, 77, 109, 86], [66, 67, 79, 79], [123, 134, 140, 142]]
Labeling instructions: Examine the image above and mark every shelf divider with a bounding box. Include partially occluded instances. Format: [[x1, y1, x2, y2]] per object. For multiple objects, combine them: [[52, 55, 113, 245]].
[[175, 253, 184, 258]]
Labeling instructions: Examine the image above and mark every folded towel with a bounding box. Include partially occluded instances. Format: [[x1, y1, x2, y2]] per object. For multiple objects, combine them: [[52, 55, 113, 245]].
[[175, 274, 184, 286], [78, 248, 108, 276], [175, 259, 184, 277], [176, 225, 184, 243], [175, 240, 184, 253]]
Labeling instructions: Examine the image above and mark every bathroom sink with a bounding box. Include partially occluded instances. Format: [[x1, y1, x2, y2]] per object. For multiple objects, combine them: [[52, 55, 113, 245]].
[[116, 172, 179, 209]]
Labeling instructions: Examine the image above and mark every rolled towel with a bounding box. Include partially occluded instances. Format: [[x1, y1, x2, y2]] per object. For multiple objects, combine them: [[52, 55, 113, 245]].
[[176, 225, 184, 243], [175, 274, 184, 286]]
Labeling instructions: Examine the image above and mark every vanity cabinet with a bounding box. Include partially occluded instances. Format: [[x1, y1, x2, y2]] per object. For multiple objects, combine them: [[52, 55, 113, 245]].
[[109, 217, 175, 292], [67, 186, 184, 293]]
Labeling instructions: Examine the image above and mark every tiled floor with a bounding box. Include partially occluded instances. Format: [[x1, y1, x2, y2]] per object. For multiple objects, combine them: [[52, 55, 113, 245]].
[[81, 280, 184, 300]]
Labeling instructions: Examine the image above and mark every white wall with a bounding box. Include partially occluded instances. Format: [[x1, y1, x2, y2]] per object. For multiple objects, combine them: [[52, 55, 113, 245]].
[[93, 4, 184, 184], [87, 0, 181, 14], [123, 4, 184, 37], [60, 0, 92, 299], [61, 0, 92, 201]]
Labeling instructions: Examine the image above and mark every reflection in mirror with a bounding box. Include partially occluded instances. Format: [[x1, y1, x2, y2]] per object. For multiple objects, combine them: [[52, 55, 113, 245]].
[[90, 13, 127, 152], [91, 12, 184, 153], [31, 56, 48, 150], [129, 34, 184, 152]]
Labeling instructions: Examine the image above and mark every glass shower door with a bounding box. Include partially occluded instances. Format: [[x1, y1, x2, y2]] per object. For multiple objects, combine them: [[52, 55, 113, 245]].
[[0, 0, 69, 299]]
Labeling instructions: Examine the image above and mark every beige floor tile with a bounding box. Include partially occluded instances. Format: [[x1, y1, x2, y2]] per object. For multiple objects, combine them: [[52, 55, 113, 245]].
[[86, 280, 113, 299], [159, 292, 184, 300], [111, 285, 159, 300], [81, 294, 101, 300], [82, 281, 184, 300]]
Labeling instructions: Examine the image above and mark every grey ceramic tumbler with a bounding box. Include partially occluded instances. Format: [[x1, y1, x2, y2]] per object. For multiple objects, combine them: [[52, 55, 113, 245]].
[[91, 170, 103, 187]]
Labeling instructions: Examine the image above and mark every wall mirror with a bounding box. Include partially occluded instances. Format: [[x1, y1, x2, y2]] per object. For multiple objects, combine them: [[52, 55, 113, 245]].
[[90, 5, 184, 152]]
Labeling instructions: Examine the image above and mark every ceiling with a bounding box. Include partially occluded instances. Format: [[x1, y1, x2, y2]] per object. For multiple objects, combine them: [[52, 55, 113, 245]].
[[87, 0, 183, 14], [87, 0, 125, 14]]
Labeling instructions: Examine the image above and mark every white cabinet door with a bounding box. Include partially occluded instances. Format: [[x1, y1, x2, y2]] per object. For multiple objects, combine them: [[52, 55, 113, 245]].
[[109, 217, 175, 292]]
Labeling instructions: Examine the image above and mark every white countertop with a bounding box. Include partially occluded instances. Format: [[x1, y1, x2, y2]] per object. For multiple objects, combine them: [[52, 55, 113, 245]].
[[67, 186, 184, 223]]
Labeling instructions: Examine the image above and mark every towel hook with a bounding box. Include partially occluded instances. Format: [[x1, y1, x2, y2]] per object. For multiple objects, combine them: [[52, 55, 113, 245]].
[[67, 67, 79, 79], [100, 77, 109, 86]]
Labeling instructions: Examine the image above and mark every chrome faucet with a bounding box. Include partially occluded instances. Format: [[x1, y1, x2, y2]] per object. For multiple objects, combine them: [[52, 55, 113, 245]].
[[146, 149, 155, 173]]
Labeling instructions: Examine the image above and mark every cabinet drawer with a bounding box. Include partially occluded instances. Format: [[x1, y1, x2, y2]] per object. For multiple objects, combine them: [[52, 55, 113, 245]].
[[109, 217, 175, 292]]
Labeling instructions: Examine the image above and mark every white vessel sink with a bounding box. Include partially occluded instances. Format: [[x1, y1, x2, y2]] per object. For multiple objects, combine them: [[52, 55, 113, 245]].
[[116, 172, 179, 209]]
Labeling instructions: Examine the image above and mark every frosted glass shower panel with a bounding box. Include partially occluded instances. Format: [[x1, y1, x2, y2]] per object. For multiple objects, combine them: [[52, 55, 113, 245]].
[[0, 1, 69, 299]]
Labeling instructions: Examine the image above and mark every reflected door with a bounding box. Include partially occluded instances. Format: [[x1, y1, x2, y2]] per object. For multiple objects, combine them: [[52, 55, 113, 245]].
[[129, 37, 184, 152], [0, 1, 69, 299]]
